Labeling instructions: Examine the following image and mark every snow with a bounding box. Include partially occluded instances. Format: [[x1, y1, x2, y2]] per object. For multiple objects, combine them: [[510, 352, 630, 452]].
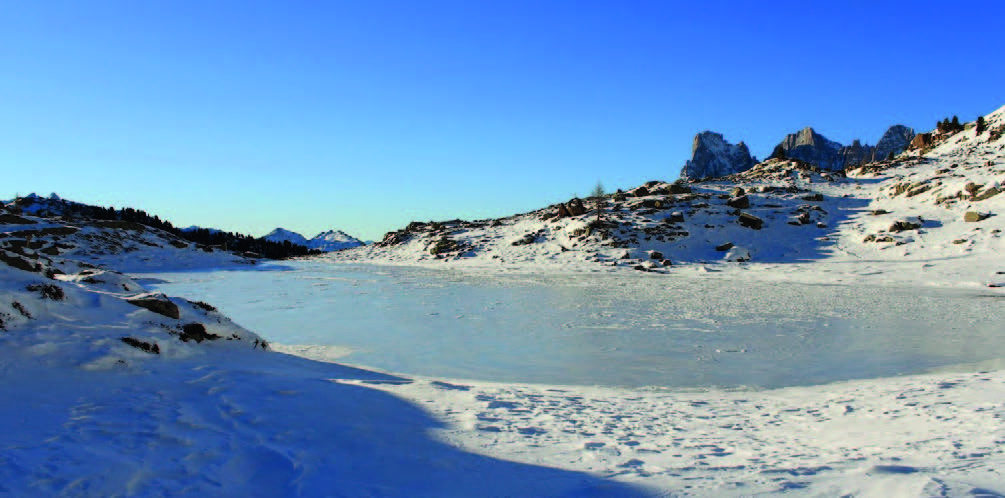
[[3, 105, 1005, 496], [263, 227, 364, 252]]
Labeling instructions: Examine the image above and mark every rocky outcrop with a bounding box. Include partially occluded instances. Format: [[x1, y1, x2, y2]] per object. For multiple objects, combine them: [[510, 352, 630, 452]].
[[838, 139, 876, 169], [775, 127, 845, 170], [774, 124, 914, 170], [127, 293, 180, 319], [874, 125, 915, 160], [680, 131, 756, 180]]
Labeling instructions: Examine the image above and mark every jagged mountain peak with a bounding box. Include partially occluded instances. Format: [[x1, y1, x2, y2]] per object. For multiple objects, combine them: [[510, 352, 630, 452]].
[[680, 131, 756, 180]]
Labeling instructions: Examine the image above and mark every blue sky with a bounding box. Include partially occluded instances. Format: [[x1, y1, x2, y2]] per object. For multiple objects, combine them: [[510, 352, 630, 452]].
[[2, 1, 1002, 241]]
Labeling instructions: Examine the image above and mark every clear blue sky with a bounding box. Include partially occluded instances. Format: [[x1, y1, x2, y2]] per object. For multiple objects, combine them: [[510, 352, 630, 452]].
[[2, 1, 1002, 241]]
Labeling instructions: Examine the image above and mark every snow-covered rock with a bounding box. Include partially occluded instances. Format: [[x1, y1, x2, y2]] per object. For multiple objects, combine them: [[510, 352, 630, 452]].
[[679, 131, 756, 180]]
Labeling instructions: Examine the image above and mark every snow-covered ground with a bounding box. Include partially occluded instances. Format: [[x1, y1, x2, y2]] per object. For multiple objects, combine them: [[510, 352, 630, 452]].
[[3, 107, 1005, 496]]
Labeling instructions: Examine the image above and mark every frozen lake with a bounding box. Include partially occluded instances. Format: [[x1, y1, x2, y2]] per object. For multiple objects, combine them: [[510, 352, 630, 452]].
[[145, 262, 1005, 389]]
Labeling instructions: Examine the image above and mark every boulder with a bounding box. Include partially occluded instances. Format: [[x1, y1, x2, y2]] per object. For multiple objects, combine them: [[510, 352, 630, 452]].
[[889, 219, 922, 232], [964, 211, 990, 222], [910, 132, 934, 149], [726, 195, 750, 209], [649, 251, 664, 260], [730, 187, 745, 197], [127, 293, 180, 319], [715, 242, 734, 252], [737, 212, 763, 230], [567, 198, 586, 216], [179, 323, 221, 343], [679, 131, 756, 180], [668, 212, 685, 223], [802, 193, 824, 202], [629, 186, 649, 198]]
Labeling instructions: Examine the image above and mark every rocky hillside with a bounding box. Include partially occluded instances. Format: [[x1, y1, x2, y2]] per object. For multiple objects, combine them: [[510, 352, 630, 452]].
[[0, 206, 270, 373], [327, 104, 1005, 287]]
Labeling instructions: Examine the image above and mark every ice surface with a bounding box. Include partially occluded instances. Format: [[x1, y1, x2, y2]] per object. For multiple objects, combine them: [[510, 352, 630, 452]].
[[147, 262, 1005, 389]]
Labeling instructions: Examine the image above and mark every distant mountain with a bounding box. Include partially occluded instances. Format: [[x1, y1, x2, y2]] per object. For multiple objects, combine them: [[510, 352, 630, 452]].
[[263, 227, 364, 252], [772, 125, 916, 170], [680, 131, 756, 180], [309, 229, 365, 252], [263, 228, 309, 247]]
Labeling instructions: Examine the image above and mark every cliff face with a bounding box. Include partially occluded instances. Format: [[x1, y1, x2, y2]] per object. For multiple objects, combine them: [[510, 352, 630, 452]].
[[680, 131, 756, 180], [874, 125, 916, 161], [773, 124, 915, 170], [776, 127, 845, 170]]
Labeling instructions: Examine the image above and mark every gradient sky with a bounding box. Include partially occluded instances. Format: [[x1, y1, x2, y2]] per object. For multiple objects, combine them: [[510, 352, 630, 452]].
[[2, 1, 1003, 241]]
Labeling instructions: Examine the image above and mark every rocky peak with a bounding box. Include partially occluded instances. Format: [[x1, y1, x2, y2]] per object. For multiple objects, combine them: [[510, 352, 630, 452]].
[[777, 127, 845, 170], [680, 131, 756, 180], [874, 125, 915, 161]]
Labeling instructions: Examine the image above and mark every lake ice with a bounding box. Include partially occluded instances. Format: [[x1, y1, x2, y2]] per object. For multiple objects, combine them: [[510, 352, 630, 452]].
[[146, 261, 1005, 389]]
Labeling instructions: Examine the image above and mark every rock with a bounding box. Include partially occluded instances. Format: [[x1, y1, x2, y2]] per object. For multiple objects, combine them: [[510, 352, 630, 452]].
[[620, 251, 632, 259], [870, 209, 890, 215], [965, 211, 990, 222], [567, 198, 586, 216], [668, 212, 685, 223], [874, 125, 915, 160], [679, 131, 756, 180], [629, 186, 649, 198], [727, 195, 750, 209], [0, 251, 39, 273], [0, 214, 37, 225], [512, 233, 537, 246], [661, 259, 673, 267], [796, 212, 811, 225], [737, 212, 763, 230], [127, 293, 180, 319], [909, 132, 934, 149], [179, 323, 221, 343], [121, 337, 160, 354], [555, 203, 571, 218], [715, 242, 734, 252], [889, 219, 922, 232], [730, 187, 745, 197], [801, 193, 824, 202], [649, 251, 663, 260], [668, 184, 692, 194]]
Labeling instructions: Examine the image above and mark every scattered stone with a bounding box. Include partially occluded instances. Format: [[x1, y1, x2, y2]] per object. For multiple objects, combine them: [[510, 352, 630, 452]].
[[649, 251, 663, 260], [964, 211, 990, 223], [660, 259, 673, 267], [730, 187, 745, 197], [26, 283, 64, 301], [953, 239, 967, 244], [179, 323, 221, 343], [121, 337, 160, 354], [870, 209, 890, 215], [715, 242, 734, 252], [727, 195, 750, 209], [127, 293, 180, 319], [889, 218, 922, 232], [737, 212, 764, 230], [801, 193, 824, 202], [629, 186, 649, 197]]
